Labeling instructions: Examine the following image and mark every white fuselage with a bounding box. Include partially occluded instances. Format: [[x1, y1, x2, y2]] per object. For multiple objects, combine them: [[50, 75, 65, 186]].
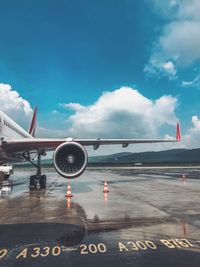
[[0, 111, 32, 163]]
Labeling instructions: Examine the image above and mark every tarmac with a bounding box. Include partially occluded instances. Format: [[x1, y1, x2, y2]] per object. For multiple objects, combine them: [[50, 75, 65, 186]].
[[0, 166, 200, 267]]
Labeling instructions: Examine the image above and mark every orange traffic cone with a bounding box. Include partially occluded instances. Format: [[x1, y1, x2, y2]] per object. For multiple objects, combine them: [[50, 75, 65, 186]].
[[104, 192, 108, 203], [66, 197, 71, 208], [65, 184, 73, 198], [103, 181, 109, 193]]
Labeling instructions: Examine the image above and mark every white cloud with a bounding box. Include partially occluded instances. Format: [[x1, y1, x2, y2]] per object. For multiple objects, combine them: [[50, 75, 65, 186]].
[[61, 103, 85, 111], [178, 0, 200, 20], [183, 115, 200, 148], [148, 0, 180, 17], [181, 74, 200, 88], [144, 60, 177, 79], [145, 0, 200, 78], [36, 126, 67, 138], [160, 21, 200, 67], [0, 83, 183, 155], [0, 84, 72, 138], [0, 83, 32, 128], [63, 87, 178, 140], [162, 61, 177, 76]]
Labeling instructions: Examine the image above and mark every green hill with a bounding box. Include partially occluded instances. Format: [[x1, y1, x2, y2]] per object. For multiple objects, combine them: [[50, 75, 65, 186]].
[[15, 148, 200, 167], [89, 148, 200, 164]]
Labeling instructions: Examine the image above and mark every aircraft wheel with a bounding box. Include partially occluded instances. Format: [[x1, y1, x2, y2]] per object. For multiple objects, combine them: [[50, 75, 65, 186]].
[[4, 174, 10, 180], [0, 171, 5, 181], [40, 175, 46, 189], [30, 175, 37, 189]]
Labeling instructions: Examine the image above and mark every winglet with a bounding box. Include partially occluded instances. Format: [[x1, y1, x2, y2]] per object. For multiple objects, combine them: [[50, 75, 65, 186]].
[[176, 123, 181, 141], [28, 106, 37, 137]]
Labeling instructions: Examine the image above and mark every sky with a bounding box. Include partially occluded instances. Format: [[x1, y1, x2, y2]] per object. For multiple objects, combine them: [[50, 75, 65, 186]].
[[0, 0, 200, 155]]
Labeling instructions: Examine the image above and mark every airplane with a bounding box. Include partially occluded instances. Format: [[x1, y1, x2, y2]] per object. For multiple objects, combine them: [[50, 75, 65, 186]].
[[0, 107, 181, 189]]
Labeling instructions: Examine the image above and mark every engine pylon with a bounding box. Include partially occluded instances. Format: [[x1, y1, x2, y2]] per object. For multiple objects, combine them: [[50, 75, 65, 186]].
[[103, 181, 109, 193], [65, 184, 73, 198]]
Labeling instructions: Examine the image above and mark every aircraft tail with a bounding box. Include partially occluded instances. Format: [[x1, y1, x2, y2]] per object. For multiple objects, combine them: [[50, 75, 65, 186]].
[[28, 106, 37, 137], [176, 123, 181, 141]]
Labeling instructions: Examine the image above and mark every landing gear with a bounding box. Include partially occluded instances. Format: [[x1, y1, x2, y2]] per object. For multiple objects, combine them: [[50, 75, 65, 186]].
[[39, 175, 46, 189], [30, 175, 37, 188], [0, 171, 5, 181], [0, 172, 10, 181], [23, 150, 46, 190], [4, 174, 10, 179], [29, 174, 46, 189]]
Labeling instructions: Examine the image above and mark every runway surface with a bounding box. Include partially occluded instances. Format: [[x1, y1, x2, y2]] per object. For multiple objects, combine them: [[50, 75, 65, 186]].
[[0, 166, 200, 267]]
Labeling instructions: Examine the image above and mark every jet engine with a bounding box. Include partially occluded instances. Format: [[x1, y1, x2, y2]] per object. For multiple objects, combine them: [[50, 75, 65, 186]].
[[53, 142, 88, 178]]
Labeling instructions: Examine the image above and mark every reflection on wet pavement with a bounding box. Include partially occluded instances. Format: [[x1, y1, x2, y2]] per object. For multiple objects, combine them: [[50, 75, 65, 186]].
[[0, 167, 200, 266]]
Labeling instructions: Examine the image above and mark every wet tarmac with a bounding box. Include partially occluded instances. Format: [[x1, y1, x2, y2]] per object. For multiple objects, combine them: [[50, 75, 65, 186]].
[[0, 166, 200, 266]]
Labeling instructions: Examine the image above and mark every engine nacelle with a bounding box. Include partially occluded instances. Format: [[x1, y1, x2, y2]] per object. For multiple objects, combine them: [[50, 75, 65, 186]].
[[53, 142, 88, 179]]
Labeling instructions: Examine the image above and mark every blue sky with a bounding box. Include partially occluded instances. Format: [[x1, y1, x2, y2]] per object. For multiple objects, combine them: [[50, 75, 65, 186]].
[[0, 1, 155, 104], [0, 0, 200, 153]]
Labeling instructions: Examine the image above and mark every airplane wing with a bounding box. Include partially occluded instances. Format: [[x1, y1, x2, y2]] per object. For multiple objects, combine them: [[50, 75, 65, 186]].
[[2, 123, 181, 153]]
